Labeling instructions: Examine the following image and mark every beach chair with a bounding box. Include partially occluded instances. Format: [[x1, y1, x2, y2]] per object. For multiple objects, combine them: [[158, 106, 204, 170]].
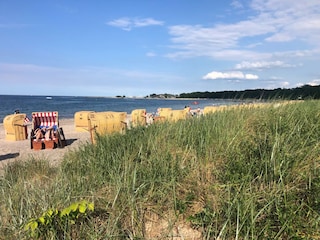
[[153, 108, 171, 123], [167, 109, 188, 122], [3, 113, 28, 141], [203, 105, 227, 115], [88, 111, 127, 144], [74, 111, 94, 132], [131, 109, 147, 127], [30, 111, 66, 150]]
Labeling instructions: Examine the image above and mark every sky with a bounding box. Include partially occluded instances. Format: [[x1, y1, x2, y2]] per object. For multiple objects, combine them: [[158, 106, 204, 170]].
[[1, 0, 320, 97]]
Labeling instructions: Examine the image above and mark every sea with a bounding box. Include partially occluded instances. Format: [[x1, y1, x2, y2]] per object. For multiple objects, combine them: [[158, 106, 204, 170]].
[[0, 95, 242, 123]]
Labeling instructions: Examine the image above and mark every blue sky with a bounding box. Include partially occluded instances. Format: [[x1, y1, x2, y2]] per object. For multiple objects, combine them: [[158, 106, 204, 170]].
[[1, 0, 319, 97]]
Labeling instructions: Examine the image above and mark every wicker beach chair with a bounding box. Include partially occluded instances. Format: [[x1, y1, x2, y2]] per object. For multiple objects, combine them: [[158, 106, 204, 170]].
[[88, 111, 127, 144], [3, 113, 28, 141], [30, 111, 66, 150]]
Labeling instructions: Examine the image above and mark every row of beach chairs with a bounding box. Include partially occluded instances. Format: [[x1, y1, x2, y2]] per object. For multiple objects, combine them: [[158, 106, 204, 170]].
[[4, 102, 290, 149], [74, 102, 298, 143], [74, 108, 193, 132]]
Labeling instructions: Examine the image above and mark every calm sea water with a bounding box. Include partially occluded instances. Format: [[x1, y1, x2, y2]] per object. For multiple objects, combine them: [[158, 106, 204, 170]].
[[0, 95, 241, 123]]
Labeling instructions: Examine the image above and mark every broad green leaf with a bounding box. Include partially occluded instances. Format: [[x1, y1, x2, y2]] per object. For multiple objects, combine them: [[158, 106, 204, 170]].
[[46, 209, 54, 217], [38, 217, 45, 224], [88, 202, 94, 211], [60, 208, 71, 217], [25, 221, 38, 232], [69, 203, 78, 212], [79, 203, 86, 213]]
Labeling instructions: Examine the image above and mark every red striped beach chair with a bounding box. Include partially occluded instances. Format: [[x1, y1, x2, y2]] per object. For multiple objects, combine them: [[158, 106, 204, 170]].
[[30, 111, 66, 150]]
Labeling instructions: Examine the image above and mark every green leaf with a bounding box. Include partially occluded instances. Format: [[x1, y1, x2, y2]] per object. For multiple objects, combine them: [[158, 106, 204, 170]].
[[78, 203, 86, 213], [24, 221, 38, 232], [69, 203, 79, 212], [60, 207, 71, 217], [38, 217, 45, 224], [87, 202, 94, 211], [46, 209, 54, 217]]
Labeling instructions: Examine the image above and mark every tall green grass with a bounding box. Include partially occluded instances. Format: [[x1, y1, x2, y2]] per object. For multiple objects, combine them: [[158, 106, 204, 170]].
[[0, 100, 319, 239]]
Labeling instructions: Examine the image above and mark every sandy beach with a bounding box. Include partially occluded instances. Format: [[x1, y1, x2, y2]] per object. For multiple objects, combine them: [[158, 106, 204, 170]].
[[0, 108, 199, 175], [0, 118, 92, 174]]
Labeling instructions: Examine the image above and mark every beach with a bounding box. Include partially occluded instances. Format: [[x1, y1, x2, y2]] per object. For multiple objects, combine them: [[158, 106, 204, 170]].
[[0, 118, 92, 174], [0, 107, 207, 175], [0, 107, 193, 174]]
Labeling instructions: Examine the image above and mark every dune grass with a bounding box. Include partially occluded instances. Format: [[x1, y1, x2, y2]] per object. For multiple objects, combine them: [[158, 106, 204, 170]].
[[0, 100, 320, 239]]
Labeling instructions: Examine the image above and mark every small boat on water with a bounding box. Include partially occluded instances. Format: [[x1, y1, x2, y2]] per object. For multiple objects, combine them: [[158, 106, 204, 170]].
[[46, 96, 52, 100]]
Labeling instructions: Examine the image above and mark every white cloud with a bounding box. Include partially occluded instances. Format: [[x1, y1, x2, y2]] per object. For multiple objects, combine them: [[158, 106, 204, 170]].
[[134, 18, 163, 27], [245, 74, 259, 80], [264, 80, 290, 89], [231, 0, 244, 9], [168, 19, 275, 52], [107, 18, 131, 30], [250, 0, 319, 14], [166, 0, 320, 60], [203, 71, 259, 80], [276, 81, 290, 88], [235, 61, 293, 70], [307, 79, 320, 86], [269, 76, 283, 80], [146, 51, 156, 57], [251, 0, 320, 45], [107, 17, 164, 31], [265, 33, 294, 42]]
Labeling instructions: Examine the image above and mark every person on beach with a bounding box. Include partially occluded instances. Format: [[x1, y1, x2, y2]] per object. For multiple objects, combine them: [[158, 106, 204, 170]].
[[34, 126, 57, 141], [196, 107, 201, 116], [146, 113, 154, 125]]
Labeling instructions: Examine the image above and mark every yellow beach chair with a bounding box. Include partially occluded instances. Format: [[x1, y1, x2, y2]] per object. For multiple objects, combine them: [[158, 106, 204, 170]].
[[3, 113, 28, 141]]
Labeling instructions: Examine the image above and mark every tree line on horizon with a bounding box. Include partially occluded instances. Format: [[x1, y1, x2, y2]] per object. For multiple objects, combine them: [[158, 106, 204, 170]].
[[178, 84, 320, 100]]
